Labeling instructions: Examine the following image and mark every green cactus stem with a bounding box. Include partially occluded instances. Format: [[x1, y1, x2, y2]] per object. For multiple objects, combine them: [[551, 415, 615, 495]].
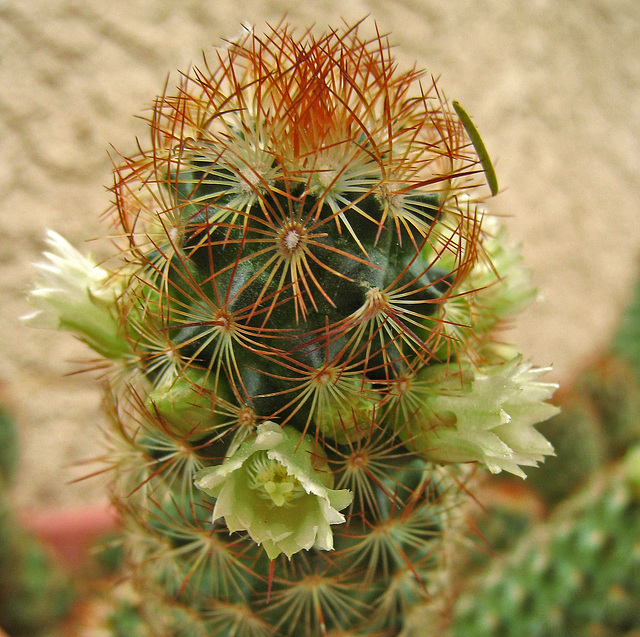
[[24, 20, 557, 636]]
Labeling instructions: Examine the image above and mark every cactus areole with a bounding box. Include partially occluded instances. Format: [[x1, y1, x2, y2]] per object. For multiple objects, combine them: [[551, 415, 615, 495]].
[[24, 20, 558, 636]]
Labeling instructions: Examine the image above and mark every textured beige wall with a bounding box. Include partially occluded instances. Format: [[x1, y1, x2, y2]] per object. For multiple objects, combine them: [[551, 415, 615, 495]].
[[1, 0, 639, 508]]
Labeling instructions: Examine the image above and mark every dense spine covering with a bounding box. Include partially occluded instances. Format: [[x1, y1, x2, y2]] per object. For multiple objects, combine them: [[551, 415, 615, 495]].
[[23, 21, 557, 636]]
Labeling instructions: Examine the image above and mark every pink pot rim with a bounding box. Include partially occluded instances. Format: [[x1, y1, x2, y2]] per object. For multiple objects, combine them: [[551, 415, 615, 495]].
[[19, 504, 120, 568]]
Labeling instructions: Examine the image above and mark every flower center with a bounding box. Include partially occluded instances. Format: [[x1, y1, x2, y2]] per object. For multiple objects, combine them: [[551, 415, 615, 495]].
[[168, 225, 182, 245], [237, 407, 256, 429], [246, 452, 304, 507], [352, 287, 390, 323], [377, 185, 403, 213]]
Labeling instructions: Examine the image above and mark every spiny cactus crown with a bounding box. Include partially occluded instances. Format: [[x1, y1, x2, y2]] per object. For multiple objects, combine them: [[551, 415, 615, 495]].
[[107, 23, 554, 469]]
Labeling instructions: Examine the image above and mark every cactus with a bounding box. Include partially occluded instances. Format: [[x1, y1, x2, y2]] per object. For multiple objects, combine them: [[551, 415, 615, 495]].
[[525, 356, 640, 508], [22, 21, 558, 636], [612, 266, 640, 375], [0, 402, 19, 487], [453, 444, 640, 637], [0, 403, 74, 636], [522, 266, 640, 507], [523, 395, 605, 507]]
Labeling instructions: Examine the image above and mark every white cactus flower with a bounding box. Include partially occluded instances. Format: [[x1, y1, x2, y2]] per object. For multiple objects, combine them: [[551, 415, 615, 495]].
[[402, 357, 558, 478], [21, 230, 130, 359], [195, 422, 353, 559]]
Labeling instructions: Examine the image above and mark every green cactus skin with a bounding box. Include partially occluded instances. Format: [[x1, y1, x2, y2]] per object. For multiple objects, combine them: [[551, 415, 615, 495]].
[[0, 402, 19, 486], [573, 356, 640, 459], [523, 337, 640, 508], [23, 21, 558, 637], [523, 395, 606, 507], [453, 447, 640, 637], [0, 493, 74, 637], [612, 269, 640, 376], [0, 403, 74, 636]]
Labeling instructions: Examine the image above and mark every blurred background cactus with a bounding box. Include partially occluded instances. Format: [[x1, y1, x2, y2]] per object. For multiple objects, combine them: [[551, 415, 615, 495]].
[[453, 444, 640, 637], [21, 21, 560, 637], [0, 398, 75, 637]]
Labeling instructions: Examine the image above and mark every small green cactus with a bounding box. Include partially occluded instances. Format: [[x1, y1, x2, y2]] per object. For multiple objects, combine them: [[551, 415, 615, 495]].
[[593, 267, 640, 456], [0, 394, 19, 486], [23, 21, 557, 636], [574, 355, 640, 459], [522, 266, 640, 507], [612, 268, 640, 375], [0, 405, 74, 637], [453, 445, 640, 637], [523, 395, 606, 506], [0, 521, 75, 637]]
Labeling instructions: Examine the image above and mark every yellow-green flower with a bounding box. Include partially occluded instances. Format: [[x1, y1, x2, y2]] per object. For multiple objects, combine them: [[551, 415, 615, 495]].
[[195, 422, 353, 559]]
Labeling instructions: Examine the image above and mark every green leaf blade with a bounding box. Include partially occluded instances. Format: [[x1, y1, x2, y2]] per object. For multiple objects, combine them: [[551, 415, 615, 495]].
[[453, 100, 499, 196]]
